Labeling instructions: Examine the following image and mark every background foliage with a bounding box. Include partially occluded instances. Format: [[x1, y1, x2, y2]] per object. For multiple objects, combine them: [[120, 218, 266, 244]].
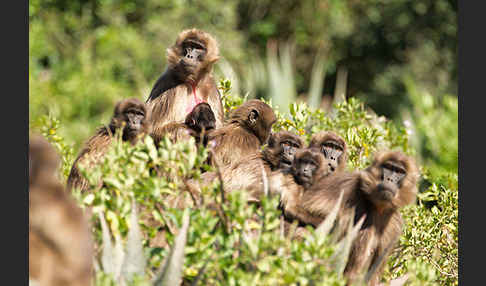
[[29, 0, 457, 285]]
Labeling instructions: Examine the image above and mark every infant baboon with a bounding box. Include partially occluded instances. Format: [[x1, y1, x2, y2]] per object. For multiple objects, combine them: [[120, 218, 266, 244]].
[[153, 102, 216, 146], [275, 148, 331, 237], [207, 99, 276, 169]]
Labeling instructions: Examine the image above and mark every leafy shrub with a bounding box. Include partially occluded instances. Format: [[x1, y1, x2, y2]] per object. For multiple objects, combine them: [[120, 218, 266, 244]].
[[30, 79, 457, 285]]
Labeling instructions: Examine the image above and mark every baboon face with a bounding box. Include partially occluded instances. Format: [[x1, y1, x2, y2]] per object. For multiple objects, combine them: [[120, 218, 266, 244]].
[[291, 149, 327, 189], [123, 105, 146, 137], [320, 139, 344, 172], [112, 98, 148, 141], [362, 151, 418, 210], [185, 102, 216, 133], [375, 159, 407, 201], [165, 29, 220, 84], [310, 131, 347, 173], [277, 134, 303, 170], [181, 38, 207, 68]]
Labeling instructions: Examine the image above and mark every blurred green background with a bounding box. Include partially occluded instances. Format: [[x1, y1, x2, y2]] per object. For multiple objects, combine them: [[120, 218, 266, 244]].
[[29, 0, 457, 176]]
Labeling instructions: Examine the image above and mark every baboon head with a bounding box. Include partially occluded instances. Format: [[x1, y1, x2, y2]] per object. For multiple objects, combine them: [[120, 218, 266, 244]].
[[264, 131, 304, 171], [309, 131, 348, 173], [229, 99, 277, 144], [110, 98, 150, 143], [360, 151, 419, 212], [166, 28, 220, 83]]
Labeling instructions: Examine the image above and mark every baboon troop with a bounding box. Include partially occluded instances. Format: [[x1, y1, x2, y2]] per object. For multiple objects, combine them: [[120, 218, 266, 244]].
[[279, 150, 418, 285], [30, 28, 421, 285]]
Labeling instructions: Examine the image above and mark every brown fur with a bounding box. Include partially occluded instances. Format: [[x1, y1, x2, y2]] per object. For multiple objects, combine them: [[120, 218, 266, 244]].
[[67, 98, 150, 192], [263, 131, 304, 171], [276, 149, 331, 237], [29, 134, 60, 187], [295, 151, 419, 285], [308, 131, 348, 172], [29, 136, 93, 286], [152, 102, 216, 146], [207, 99, 276, 169], [147, 29, 224, 142], [185, 131, 302, 205]]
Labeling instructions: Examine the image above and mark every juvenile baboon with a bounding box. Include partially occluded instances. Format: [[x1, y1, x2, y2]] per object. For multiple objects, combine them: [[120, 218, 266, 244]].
[[147, 29, 224, 142], [67, 98, 150, 192], [293, 151, 419, 285], [207, 99, 276, 168], [275, 148, 331, 236], [263, 131, 305, 172], [187, 131, 304, 204], [308, 131, 348, 173], [153, 102, 216, 146], [29, 135, 93, 286]]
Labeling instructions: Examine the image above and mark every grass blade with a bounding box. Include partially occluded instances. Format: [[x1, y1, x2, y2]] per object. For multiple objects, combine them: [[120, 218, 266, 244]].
[[365, 242, 395, 284], [153, 208, 191, 286], [315, 191, 344, 238], [308, 54, 327, 109], [121, 199, 146, 281], [332, 210, 366, 275], [99, 212, 115, 275]]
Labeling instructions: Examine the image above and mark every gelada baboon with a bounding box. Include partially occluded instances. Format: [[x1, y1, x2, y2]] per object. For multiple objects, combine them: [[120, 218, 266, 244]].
[[29, 134, 60, 186], [147, 29, 224, 143], [153, 102, 216, 146], [207, 99, 276, 168], [264, 131, 304, 172], [292, 151, 419, 285], [29, 135, 93, 286], [188, 131, 304, 203], [67, 98, 150, 192], [309, 131, 348, 173], [275, 148, 331, 236]]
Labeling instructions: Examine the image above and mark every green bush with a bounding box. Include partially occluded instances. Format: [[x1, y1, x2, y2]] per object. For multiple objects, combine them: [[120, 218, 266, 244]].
[[29, 3, 457, 284], [31, 83, 457, 285]]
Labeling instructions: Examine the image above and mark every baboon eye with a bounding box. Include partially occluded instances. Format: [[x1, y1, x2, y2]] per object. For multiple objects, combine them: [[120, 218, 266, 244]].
[[323, 142, 343, 151], [383, 163, 406, 174]]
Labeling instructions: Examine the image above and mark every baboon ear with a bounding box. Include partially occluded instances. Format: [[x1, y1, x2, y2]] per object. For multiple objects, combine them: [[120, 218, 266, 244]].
[[248, 109, 259, 124]]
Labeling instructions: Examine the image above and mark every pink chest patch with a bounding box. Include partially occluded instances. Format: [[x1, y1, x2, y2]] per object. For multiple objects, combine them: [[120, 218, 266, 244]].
[[185, 84, 205, 113]]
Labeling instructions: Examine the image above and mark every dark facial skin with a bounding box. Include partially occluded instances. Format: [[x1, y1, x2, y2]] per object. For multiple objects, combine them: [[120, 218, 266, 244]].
[[376, 160, 406, 201], [182, 39, 206, 65], [185, 103, 216, 133], [293, 158, 318, 189], [123, 106, 146, 138], [320, 140, 344, 172], [279, 139, 302, 170]]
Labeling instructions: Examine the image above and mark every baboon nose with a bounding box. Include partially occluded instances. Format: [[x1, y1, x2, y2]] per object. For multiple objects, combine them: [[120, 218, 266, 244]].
[[328, 163, 335, 172]]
